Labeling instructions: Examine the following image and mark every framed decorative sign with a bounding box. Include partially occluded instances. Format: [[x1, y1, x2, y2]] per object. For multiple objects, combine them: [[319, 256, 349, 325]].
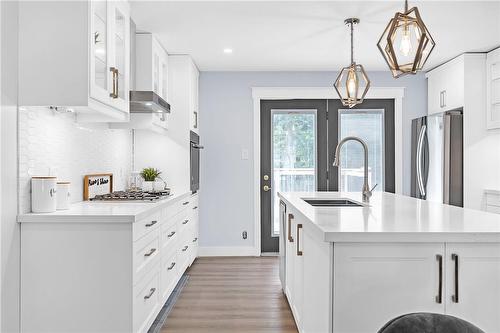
[[83, 173, 113, 200]]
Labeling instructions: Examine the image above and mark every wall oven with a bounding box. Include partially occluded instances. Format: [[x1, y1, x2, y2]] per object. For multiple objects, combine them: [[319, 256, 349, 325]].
[[190, 131, 203, 193]]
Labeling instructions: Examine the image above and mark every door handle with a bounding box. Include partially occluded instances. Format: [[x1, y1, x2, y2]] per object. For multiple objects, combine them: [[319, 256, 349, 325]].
[[288, 214, 294, 242], [435, 254, 443, 304], [416, 124, 427, 197], [263, 185, 271, 192], [296, 224, 303, 256], [109, 67, 118, 98], [451, 253, 459, 303]]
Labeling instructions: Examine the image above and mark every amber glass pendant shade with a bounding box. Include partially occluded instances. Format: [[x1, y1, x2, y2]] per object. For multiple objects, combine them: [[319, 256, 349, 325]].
[[377, 0, 435, 78], [334, 18, 370, 108]]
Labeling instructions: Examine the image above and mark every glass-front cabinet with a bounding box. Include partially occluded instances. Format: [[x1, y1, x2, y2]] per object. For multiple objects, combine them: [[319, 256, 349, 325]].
[[90, 0, 130, 113]]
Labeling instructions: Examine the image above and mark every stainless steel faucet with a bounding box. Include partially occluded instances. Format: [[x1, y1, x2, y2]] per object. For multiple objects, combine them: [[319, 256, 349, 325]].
[[333, 136, 376, 203]]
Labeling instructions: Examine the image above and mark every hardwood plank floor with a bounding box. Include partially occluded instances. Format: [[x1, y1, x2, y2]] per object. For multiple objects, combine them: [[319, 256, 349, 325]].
[[161, 257, 298, 333]]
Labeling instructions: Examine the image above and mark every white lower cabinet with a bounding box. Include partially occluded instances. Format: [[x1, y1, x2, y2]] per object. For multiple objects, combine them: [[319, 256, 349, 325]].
[[20, 192, 199, 333], [282, 208, 500, 333], [445, 243, 500, 332]]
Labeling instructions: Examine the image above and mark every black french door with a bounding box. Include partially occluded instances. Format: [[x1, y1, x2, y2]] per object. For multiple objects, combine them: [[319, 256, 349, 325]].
[[260, 99, 395, 253]]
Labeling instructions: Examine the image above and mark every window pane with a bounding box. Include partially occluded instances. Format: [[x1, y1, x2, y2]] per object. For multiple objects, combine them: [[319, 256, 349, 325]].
[[272, 111, 316, 236], [339, 110, 384, 192]]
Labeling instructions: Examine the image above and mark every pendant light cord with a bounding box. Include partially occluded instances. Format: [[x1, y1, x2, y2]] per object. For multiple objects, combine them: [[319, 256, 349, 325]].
[[350, 21, 354, 64]]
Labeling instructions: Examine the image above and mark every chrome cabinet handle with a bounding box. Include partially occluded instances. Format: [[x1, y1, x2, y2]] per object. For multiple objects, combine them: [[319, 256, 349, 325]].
[[167, 231, 176, 238], [193, 237, 198, 243], [182, 219, 189, 225], [416, 124, 427, 197], [436, 254, 443, 304], [192, 206, 198, 210], [109, 67, 118, 98], [288, 214, 294, 242], [144, 248, 156, 257], [296, 224, 303, 256], [182, 245, 189, 252], [115, 68, 119, 98], [182, 201, 189, 206], [145, 220, 157, 227], [144, 288, 156, 299], [452, 253, 459, 303], [167, 262, 176, 270]]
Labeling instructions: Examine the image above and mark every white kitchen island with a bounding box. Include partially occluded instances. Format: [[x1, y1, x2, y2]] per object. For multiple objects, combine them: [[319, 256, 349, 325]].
[[278, 191, 500, 333]]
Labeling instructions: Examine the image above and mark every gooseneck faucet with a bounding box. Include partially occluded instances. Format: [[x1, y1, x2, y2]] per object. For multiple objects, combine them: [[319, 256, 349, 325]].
[[333, 136, 376, 203]]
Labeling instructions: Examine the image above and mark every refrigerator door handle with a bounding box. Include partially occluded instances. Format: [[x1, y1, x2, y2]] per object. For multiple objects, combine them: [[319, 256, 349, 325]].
[[443, 114, 451, 205], [416, 124, 427, 197]]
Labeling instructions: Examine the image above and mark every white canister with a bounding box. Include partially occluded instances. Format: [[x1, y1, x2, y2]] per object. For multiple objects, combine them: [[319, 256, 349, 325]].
[[56, 181, 71, 210], [31, 176, 57, 213]]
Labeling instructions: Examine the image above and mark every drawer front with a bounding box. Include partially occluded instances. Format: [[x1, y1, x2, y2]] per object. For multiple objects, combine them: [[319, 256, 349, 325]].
[[133, 211, 162, 242], [133, 268, 160, 333], [134, 229, 160, 284], [160, 252, 179, 302], [160, 220, 179, 253], [178, 238, 192, 273], [486, 193, 500, 207], [165, 197, 191, 220], [189, 195, 199, 212]]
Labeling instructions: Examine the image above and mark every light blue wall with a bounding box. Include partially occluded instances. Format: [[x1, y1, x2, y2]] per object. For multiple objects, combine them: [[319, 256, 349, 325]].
[[199, 71, 427, 248]]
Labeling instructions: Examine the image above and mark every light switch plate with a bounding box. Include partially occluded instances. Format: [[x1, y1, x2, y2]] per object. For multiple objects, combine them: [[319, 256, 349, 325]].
[[241, 148, 249, 160]]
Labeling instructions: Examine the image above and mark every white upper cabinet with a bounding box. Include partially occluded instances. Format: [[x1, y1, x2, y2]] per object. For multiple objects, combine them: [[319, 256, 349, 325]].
[[169, 55, 200, 136], [486, 48, 500, 129], [136, 33, 169, 101], [426, 56, 465, 115], [19, 1, 130, 122]]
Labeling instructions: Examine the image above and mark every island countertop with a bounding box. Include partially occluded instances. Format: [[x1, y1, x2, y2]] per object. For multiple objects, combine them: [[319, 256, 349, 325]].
[[278, 191, 500, 243]]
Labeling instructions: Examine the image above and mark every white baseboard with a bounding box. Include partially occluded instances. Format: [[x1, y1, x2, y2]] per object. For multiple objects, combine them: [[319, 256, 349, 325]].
[[198, 246, 260, 257]]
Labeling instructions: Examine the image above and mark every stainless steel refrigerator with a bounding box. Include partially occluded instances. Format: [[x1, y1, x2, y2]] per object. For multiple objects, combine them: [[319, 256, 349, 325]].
[[411, 110, 463, 207]]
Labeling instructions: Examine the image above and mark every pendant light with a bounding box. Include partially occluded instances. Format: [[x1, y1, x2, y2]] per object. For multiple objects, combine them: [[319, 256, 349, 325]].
[[377, 0, 435, 78], [334, 18, 370, 108]]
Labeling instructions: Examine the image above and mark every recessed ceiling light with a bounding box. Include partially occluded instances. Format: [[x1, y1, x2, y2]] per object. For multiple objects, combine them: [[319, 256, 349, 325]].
[[223, 48, 233, 54]]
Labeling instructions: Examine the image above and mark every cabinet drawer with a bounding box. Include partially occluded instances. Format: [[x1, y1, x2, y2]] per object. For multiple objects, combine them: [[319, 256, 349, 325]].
[[134, 229, 160, 284], [133, 268, 160, 333], [133, 211, 162, 242], [165, 197, 191, 220], [486, 193, 500, 207], [160, 252, 179, 302], [160, 220, 179, 253]]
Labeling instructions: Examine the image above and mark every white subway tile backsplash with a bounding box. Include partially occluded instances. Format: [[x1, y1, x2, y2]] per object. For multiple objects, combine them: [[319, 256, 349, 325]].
[[18, 107, 132, 213]]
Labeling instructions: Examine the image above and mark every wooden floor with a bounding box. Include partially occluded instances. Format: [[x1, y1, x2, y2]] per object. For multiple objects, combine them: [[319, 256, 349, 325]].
[[161, 257, 298, 333]]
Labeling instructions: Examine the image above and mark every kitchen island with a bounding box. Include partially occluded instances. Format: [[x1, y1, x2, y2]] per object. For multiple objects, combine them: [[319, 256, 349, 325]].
[[278, 191, 500, 333]]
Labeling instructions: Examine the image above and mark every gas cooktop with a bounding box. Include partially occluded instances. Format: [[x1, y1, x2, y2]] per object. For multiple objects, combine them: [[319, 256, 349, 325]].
[[90, 190, 171, 202]]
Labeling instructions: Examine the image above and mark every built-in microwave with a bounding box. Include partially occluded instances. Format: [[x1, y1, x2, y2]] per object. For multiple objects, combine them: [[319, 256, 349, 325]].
[[190, 131, 203, 193]]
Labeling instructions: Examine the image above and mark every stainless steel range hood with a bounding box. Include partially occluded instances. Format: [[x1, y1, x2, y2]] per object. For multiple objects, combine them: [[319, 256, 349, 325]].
[[129, 91, 171, 114], [129, 20, 171, 115]]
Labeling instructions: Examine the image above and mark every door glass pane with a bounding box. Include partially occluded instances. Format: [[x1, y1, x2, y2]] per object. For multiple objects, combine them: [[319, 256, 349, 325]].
[[272, 110, 317, 236], [339, 110, 384, 192], [93, 1, 107, 90], [114, 7, 126, 99]]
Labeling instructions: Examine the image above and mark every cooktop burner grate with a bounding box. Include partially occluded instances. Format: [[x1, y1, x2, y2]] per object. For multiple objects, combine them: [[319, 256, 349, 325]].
[[90, 190, 171, 202]]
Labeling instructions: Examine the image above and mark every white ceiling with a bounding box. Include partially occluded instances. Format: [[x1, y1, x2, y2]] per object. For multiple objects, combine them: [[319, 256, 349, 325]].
[[131, 1, 500, 71]]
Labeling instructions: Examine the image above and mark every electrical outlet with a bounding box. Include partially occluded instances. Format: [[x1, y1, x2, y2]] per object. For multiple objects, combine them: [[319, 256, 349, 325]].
[[242, 231, 247, 239]]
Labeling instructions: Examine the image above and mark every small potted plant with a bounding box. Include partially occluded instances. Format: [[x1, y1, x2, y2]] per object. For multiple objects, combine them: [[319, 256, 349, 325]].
[[140, 167, 161, 192]]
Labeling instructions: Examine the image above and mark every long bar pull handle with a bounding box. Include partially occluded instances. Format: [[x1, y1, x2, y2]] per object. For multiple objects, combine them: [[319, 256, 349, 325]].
[[109, 67, 118, 98], [288, 214, 294, 242], [452, 253, 459, 303], [296, 224, 303, 256], [144, 288, 156, 300], [435, 254, 443, 304], [416, 124, 427, 197], [144, 248, 156, 257], [115, 68, 119, 98]]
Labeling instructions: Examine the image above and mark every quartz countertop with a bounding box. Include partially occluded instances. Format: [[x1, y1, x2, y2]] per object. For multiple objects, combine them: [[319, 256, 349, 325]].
[[278, 191, 500, 243], [17, 192, 192, 223]]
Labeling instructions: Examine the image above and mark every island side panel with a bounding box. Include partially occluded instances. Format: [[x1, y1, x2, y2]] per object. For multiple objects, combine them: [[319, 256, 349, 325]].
[[21, 222, 133, 332]]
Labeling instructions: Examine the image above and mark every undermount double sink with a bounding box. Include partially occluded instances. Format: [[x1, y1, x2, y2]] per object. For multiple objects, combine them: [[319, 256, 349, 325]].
[[302, 198, 363, 207]]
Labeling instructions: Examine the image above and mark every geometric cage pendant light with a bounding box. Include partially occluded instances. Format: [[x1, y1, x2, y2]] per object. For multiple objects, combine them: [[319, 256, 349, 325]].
[[334, 18, 371, 108], [377, 0, 436, 78]]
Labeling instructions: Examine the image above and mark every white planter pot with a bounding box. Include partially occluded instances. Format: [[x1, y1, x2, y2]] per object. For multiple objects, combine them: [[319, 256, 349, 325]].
[[31, 176, 57, 213], [142, 181, 154, 192]]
